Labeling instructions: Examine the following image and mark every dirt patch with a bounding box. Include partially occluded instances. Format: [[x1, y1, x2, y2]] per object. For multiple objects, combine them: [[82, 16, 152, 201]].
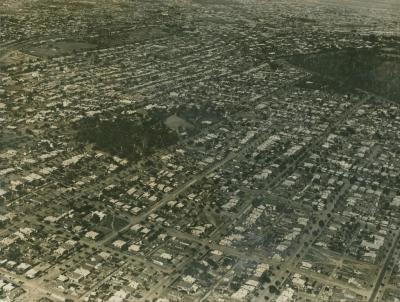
[[164, 114, 194, 132]]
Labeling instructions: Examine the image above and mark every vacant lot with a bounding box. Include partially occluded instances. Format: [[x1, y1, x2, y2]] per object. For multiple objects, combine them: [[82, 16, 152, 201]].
[[26, 41, 97, 57]]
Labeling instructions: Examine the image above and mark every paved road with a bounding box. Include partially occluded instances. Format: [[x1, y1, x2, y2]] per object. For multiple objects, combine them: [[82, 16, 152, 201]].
[[0, 267, 74, 302], [368, 229, 400, 302], [99, 151, 238, 246], [253, 89, 370, 302]]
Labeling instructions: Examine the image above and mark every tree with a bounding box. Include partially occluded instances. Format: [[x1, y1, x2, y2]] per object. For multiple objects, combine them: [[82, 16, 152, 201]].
[[268, 285, 280, 295], [7, 246, 22, 261], [260, 272, 271, 284], [91, 213, 100, 224]]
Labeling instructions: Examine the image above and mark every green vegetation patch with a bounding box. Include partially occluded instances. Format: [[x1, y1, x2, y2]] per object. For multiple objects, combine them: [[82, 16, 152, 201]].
[[290, 47, 400, 101], [76, 115, 178, 161]]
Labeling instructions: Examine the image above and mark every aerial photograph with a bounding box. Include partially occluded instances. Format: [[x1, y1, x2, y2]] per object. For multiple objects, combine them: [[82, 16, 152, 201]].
[[0, 0, 399, 301]]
